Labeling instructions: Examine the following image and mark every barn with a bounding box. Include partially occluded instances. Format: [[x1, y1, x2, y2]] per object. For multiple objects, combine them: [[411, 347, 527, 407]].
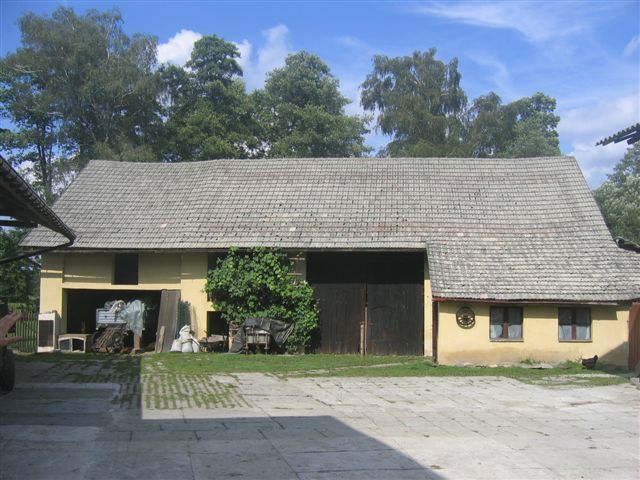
[[22, 157, 640, 366]]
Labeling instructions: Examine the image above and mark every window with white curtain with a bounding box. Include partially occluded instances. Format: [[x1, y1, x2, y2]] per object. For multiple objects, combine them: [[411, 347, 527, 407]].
[[490, 306, 523, 340], [558, 307, 591, 341]]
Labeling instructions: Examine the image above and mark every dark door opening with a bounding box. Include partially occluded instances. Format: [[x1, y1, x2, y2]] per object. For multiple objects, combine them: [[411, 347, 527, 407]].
[[207, 311, 226, 336], [64, 289, 161, 346], [307, 252, 424, 355]]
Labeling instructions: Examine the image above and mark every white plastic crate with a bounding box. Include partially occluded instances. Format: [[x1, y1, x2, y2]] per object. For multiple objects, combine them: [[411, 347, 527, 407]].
[[96, 308, 125, 325]]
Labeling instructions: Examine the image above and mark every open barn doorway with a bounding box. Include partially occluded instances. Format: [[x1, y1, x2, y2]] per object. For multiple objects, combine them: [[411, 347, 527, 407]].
[[64, 289, 161, 347], [307, 252, 424, 355]]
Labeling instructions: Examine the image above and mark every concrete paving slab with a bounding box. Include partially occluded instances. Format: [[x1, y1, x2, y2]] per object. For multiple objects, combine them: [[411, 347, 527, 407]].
[[1, 362, 639, 480], [187, 438, 273, 454], [87, 452, 193, 480], [282, 448, 425, 473], [295, 468, 438, 479], [1, 445, 96, 480], [190, 451, 297, 480], [0, 425, 101, 443]]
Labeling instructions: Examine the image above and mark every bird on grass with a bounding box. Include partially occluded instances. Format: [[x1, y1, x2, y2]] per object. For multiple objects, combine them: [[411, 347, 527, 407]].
[[581, 355, 598, 370]]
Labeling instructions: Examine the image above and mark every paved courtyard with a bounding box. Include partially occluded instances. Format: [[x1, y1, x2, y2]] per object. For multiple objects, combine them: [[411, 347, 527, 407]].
[[1, 361, 638, 479]]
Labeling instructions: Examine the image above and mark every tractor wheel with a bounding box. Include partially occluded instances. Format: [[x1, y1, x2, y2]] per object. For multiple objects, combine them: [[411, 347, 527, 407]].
[[107, 330, 124, 353]]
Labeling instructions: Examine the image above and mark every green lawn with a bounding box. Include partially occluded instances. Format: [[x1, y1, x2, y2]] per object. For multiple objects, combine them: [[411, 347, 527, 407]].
[[16, 352, 631, 388]]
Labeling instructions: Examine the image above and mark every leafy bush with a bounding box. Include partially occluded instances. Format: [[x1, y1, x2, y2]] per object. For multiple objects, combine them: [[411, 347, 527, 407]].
[[204, 247, 318, 352]]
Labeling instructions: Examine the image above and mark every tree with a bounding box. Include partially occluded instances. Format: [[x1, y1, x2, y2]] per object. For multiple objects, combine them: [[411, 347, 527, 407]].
[[361, 48, 468, 157], [0, 229, 39, 308], [205, 248, 318, 352], [468, 92, 561, 158], [502, 93, 560, 157], [360, 48, 561, 159], [257, 52, 369, 158], [467, 92, 509, 158], [1, 7, 161, 199], [1, 43, 67, 202], [594, 144, 640, 244], [159, 35, 260, 161]]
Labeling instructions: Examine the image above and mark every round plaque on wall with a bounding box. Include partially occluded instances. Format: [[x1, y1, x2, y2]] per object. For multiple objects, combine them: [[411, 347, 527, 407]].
[[456, 306, 475, 329]]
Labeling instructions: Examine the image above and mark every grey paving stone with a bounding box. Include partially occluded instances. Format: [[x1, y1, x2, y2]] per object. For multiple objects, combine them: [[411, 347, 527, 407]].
[[87, 451, 193, 480], [190, 451, 297, 480], [0, 446, 96, 480], [282, 449, 423, 473], [295, 468, 438, 479], [1, 371, 639, 480]]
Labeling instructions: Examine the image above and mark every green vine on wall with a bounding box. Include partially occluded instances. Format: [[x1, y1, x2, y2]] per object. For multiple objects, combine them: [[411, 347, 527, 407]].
[[204, 247, 318, 353]]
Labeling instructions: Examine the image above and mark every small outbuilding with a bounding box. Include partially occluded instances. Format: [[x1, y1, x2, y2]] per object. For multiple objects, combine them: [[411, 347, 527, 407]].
[[22, 157, 640, 366]]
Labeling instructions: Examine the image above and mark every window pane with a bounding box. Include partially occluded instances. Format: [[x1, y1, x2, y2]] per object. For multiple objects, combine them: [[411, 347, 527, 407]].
[[508, 323, 522, 339], [559, 323, 572, 340], [490, 308, 504, 324], [490, 323, 503, 339], [576, 308, 590, 325], [114, 253, 139, 285], [490, 307, 504, 339], [508, 307, 522, 324], [576, 324, 591, 340], [558, 308, 572, 325]]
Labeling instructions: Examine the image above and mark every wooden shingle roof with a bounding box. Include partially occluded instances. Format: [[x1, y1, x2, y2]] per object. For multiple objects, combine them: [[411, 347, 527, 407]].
[[22, 157, 640, 302]]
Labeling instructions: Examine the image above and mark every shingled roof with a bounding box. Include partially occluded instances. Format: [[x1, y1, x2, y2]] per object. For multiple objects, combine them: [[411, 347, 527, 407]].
[[22, 157, 640, 302]]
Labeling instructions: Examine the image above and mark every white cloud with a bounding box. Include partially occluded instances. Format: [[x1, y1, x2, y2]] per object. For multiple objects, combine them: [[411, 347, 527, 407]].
[[623, 34, 639, 57], [337, 35, 375, 54], [250, 24, 291, 88], [466, 53, 517, 100], [559, 93, 639, 186], [234, 39, 252, 71], [156, 25, 291, 89], [157, 29, 202, 65], [568, 141, 628, 187], [411, 1, 597, 43], [233, 24, 292, 90]]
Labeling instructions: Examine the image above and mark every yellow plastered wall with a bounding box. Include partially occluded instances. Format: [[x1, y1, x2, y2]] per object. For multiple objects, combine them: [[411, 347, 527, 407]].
[[423, 256, 433, 357], [437, 301, 629, 366], [40, 254, 66, 331], [40, 252, 210, 337], [180, 253, 209, 338]]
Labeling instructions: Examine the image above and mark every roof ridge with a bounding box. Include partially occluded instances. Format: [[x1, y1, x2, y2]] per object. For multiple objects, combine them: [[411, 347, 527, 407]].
[[86, 155, 578, 166]]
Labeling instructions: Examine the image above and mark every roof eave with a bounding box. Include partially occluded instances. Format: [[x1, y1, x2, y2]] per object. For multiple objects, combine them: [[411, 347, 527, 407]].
[[432, 296, 633, 306]]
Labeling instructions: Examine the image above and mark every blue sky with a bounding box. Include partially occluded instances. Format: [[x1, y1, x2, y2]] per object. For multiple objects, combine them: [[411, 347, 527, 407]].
[[1, 0, 638, 187]]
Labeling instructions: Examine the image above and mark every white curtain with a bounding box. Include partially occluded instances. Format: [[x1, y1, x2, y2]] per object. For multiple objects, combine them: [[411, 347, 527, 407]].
[[558, 308, 572, 340], [559, 324, 572, 340], [508, 323, 522, 339], [507, 307, 522, 339], [576, 308, 591, 340], [490, 308, 504, 339], [490, 323, 503, 339]]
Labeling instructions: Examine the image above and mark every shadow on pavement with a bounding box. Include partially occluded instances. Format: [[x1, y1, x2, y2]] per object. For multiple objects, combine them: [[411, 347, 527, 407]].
[[0, 358, 444, 480]]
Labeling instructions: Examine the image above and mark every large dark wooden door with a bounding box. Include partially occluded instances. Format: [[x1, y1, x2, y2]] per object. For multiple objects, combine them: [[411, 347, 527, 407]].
[[366, 253, 424, 355], [307, 252, 424, 355], [307, 253, 365, 353]]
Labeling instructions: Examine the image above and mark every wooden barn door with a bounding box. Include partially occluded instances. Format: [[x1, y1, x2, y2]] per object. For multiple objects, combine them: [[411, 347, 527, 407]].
[[366, 253, 424, 355], [308, 252, 424, 355], [307, 253, 365, 353], [629, 303, 640, 371]]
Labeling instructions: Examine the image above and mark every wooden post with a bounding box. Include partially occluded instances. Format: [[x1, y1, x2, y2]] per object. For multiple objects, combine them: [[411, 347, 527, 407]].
[[155, 326, 165, 353]]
